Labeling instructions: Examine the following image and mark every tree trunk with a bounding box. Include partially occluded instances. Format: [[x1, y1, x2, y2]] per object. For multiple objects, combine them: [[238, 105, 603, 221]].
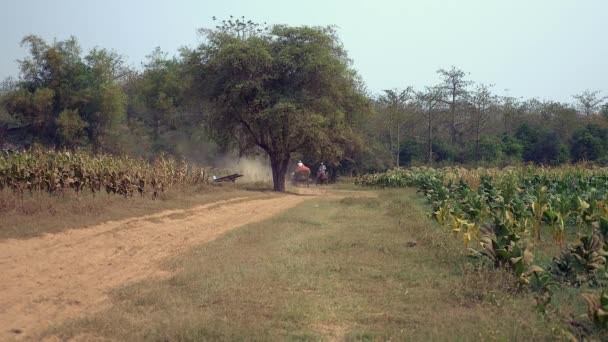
[[475, 122, 480, 162], [396, 124, 400, 168], [270, 153, 290, 192], [427, 110, 433, 165], [450, 120, 456, 145], [450, 93, 457, 145]]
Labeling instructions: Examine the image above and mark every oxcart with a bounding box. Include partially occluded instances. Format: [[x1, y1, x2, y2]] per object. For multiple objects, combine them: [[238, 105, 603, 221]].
[[292, 170, 311, 187]]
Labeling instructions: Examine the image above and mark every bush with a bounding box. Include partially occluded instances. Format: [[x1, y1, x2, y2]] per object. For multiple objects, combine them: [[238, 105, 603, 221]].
[[571, 124, 608, 163], [477, 136, 504, 162], [432, 140, 458, 163], [398, 138, 424, 166], [515, 124, 568, 165], [501, 134, 523, 160]]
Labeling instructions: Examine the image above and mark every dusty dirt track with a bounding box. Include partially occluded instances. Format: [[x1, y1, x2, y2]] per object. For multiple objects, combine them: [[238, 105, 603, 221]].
[[0, 192, 314, 340]]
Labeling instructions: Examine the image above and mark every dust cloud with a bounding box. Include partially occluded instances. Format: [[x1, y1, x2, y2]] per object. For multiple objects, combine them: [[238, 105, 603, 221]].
[[213, 155, 273, 182]]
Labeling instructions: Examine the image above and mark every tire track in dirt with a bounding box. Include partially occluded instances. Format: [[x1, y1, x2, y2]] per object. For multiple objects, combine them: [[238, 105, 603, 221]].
[[0, 193, 309, 340]]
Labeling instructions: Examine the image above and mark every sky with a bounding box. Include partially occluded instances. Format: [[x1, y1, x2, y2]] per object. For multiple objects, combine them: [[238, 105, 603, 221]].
[[0, 0, 606, 102]]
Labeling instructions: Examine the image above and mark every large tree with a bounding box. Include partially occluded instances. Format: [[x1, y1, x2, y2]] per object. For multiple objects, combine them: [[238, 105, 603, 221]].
[[3, 35, 128, 150], [191, 18, 368, 191], [127, 47, 189, 154]]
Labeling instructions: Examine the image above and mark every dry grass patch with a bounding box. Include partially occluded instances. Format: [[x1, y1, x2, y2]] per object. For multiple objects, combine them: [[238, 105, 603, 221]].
[[41, 189, 560, 341], [0, 183, 264, 240]]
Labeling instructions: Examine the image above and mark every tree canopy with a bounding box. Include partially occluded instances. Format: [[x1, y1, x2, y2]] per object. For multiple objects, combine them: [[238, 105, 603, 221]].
[[3, 35, 128, 151], [1, 18, 608, 186], [189, 19, 369, 191]]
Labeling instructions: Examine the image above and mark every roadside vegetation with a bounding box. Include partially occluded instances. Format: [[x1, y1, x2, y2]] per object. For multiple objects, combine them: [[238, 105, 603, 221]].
[[0, 148, 262, 239]]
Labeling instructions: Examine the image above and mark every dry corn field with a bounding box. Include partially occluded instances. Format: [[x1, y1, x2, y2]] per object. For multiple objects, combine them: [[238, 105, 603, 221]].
[[0, 150, 213, 199]]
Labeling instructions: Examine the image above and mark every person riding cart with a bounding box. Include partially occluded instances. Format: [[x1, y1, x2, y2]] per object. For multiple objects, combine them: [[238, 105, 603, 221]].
[[293, 160, 311, 187], [296, 160, 310, 173]]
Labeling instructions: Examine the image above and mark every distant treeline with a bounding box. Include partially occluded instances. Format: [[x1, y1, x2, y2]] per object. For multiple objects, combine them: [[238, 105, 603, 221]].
[[370, 76, 608, 169], [1, 27, 607, 176]]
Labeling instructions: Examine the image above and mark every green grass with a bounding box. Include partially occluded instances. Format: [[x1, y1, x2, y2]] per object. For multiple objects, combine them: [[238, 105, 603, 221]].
[[42, 189, 563, 341]]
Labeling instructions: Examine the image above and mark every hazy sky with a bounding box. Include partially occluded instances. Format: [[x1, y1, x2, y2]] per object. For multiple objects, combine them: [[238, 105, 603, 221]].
[[1, 0, 606, 102]]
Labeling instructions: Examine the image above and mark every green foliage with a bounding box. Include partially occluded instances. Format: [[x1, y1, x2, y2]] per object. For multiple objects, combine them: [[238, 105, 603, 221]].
[[500, 134, 523, 160], [474, 224, 535, 280], [91, 83, 127, 151], [515, 124, 569, 165], [3, 35, 128, 151], [475, 136, 504, 162], [582, 290, 608, 329], [398, 138, 424, 166], [5, 87, 54, 133], [127, 48, 188, 152], [431, 140, 458, 163], [601, 104, 608, 119], [357, 165, 608, 333], [2, 25, 607, 180], [551, 232, 608, 286], [191, 19, 369, 190], [571, 124, 608, 163], [354, 167, 441, 188], [357, 165, 608, 272], [56, 109, 88, 147]]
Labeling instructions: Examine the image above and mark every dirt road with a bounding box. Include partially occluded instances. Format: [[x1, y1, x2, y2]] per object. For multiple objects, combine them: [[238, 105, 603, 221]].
[[0, 192, 309, 340]]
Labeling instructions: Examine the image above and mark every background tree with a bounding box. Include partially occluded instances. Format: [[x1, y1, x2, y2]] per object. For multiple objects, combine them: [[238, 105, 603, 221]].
[[3, 35, 129, 151], [515, 124, 568, 165], [417, 86, 443, 164], [500, 134, 523, 162], [127, 47, 189, 155], [573, 90, 607, 119], [55, 108, 88, 147], [499, 95, 525, 135], [82, 48, 129, 152], [538, 101, 580, 139], [376, 88, 415, 167], [468, 83, 498, 161], [571, 124, 608, 163], [475, 136, 504, 162], [601, 103, 608, 119], [437, 66, 471, 145], [2, 28, 608, 171], [190, 18, 369, 191], [351, 103, 395, 173]]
